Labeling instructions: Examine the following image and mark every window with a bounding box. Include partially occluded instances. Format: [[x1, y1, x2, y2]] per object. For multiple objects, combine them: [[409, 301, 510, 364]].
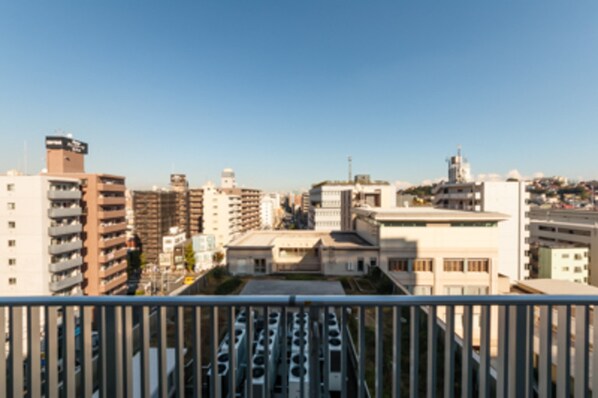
[[562, 266, 570, 272], [464, 286, 488, 295], [370, 257, 377, 267], [467, 259, 489, 272], [444, 259, 464, 272], [388, 258, 409, 272], [8, 259, 16, 266], [8, 221, 15, 229], [254, 258, 266, 274], [8, 278, 16, 285], [7, 202, 15, 210], [574, 266, 583, 273], [6, 184, 14, 192], [413, 285, 432, 295], [413, 259, 433, 272], [8, 240, 16, 247], [562, 254, 570, 259], [443, 286, 463, 295], [575, 254, 582, 260], [357, 258, 364, 272]]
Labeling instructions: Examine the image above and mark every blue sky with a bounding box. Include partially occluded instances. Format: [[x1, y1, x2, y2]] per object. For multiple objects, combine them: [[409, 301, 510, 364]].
[[1, 1, 597, 191]]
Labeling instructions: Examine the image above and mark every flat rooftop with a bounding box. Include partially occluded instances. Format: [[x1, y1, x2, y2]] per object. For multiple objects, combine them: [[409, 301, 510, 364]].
[[240, 280, 345, 295], [353, 206, 508, 221], [516, 279, 598, 295], [228, 230, 377, 249]]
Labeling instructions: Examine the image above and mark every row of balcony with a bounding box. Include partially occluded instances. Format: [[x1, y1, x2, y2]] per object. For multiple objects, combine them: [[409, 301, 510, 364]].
[[98, 272, 128, 294], [48, 240, 83, 255], [49, 272, 83, 292], [47, 190, 81, 200], [98, 259, 127, 279], [98, 247, 128, 264], [48, 223, 82, 237], [48, 207, 82, 219], [98, 235, 126, 249], [49, 256, 83, 273], [98, 221, 127, 234], [97, 196, 125, 206], [97, 182, 125, 193]]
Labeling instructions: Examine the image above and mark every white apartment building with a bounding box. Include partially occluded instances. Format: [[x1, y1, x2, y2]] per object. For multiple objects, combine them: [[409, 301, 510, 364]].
[[0, 173, 84, 296], [260, 195, 276, 229], [353, 207, 508, 295], [308, 176, 395, 232], [202, 182, 242, 250], [192, 234, 216, 271], [530, 208, 598, 286]]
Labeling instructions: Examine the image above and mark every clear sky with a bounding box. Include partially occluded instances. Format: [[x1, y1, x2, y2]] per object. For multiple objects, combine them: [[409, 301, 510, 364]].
[[1, 1, 597, 191]]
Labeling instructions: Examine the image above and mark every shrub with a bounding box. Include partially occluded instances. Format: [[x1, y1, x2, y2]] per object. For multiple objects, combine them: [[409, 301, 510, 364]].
[[211, 266, 228, 280], [215, 277, 242, 295]]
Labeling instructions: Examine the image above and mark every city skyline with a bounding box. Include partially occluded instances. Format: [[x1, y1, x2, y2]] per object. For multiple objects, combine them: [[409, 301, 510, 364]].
[[1, 1, 598, 191]]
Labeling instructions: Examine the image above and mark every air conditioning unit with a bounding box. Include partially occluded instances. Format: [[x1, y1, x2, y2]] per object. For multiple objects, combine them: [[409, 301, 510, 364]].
[[288, 352, 310, 398]]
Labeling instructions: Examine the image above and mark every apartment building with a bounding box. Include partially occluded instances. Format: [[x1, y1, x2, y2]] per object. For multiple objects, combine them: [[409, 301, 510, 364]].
[[308, 175, 395, 232], [531, 243, 589, 284], [170, 174, 190, 237], [260, 195, 276, 229], [433, 150, 530, 282], [530, 208, 598, 286], [202, 182, 242, 250], [222, 187, 261, 232], [0, 173, 84, 296], [132, 190, 178, 264], [45, 136, 128, 295], [189, 188, 204, 235]]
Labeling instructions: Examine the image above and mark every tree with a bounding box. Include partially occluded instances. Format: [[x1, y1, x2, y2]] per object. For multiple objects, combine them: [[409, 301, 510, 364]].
[[184, 243, 196, 272], [140, 252, 148, 270], [126, 250, 141, 278], [213, 251, 224, 265]]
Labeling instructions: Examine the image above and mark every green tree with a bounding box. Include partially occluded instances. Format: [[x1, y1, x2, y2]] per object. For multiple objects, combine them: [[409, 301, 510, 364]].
[[213, 251, 224, 265], [140, 252, 148, 270], [126, 250, 141, 278], [184, 243, 196, 272]]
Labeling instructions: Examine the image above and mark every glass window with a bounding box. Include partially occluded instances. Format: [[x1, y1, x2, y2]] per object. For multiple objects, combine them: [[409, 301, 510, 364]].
[[8, 240, 16, 247], [6, 184, 14, 192], [8, 259, 16, 266], [443, 286, 463, 295], [388, 258, 409, 272], [7, 202, 15, 210], [413, 259, 433, 272], [467, 259, 489, 272], [8, 221, 15, 229], [8, 278, 16, 285], [443, 259, 464, 272]]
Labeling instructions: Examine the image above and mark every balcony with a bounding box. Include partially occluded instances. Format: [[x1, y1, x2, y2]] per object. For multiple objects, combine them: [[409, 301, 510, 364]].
[[98, 209, 126, 220], [98, 222, 127, 234], [98, 272, 128, 294], [97, 183, 126, 193], [48, 223, 82, 236], [48, 273, 83, 292], [97, 196, 125, 206], [49, 256, 83, 273], [48, 240, 83, 255], [98, 247, 128, 264], [98, 259, 128, 278], [98, 235, 127, 249], [47, 190, 82, 200], [0, 295, 596, 397], [48, 207, 82, 219]]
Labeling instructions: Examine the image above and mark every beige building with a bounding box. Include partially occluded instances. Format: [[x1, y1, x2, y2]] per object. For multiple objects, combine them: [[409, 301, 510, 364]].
[[353, 207, 508, 295], [45, 136, 128, 295], [189, 188, 204, 235], [534, 243, 589, 284], [202, 182, 242, 250], [227, 231, 377, 275]]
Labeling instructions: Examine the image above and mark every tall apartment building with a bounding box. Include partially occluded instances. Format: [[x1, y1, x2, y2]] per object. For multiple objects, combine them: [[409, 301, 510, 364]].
[[260, 195, 276, 229], [308, 175, 395, 232], [132, 190, 178, 264], [189, 188, 204, 235], [433, 150, 530, 282], [530, 208, 598, 286], [170, 174, 190, 236], [202, 182, 242, 250], [45, 136, 128, 295], [222, 187, 261, 232], [0, 173, 84, 296]]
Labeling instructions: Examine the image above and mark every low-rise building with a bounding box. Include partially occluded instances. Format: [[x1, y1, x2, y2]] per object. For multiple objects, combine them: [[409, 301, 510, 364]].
[[227, 231, 378, 275], [531, 243, 589, 284], [192, 234, 216, 272]]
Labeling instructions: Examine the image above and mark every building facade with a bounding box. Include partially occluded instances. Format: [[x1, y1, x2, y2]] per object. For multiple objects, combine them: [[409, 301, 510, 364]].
[[46, 136, 128, 295], [202, 183, 242, 250], [534, 244, 589, 284], [530, 208, 598, 286], [308, 176, 395, 232], [0, 173, 84, 296], [132, 190, 178, 265]]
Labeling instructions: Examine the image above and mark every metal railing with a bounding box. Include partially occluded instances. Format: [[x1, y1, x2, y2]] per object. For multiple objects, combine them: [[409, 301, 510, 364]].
[[1, 295, 598, 398]]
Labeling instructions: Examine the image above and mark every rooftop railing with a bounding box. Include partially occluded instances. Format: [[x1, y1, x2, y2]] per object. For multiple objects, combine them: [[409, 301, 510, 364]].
[[1, 295, 597, 397]]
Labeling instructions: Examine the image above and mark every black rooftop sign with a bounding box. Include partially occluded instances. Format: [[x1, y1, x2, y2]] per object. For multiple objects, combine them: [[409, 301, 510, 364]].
[[45, 136, 88, 154]]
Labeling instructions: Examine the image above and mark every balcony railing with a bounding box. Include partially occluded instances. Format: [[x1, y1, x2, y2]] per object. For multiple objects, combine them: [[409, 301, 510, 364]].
[[0, 295, 597, 397]]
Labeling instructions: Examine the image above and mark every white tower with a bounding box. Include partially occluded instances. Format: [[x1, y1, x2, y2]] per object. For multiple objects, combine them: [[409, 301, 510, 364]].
[[448, 146, 471, 183], [221, 168, 236, 188]]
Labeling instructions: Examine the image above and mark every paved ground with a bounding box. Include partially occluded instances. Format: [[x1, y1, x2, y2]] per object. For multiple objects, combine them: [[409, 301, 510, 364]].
[[240, 279, 345, 295]]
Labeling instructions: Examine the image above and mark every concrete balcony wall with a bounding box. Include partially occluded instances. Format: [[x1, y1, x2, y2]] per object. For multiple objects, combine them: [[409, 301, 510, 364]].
[[48, 190, 82, 200], [98, 260, 127, 279], [49, 273, 83, 292], [48, 240, 83, 255], [98, 222, 127, 234], [97, 183, 126, 193], [48, 224, 83, 236], [99, 272, 128, 294], [48, 207, 82, 218], [98, 236, 127, 249], [98, 247, 128, 264], [98, 210, 127, 220], [98, 196, 125, 206], [49, 256, 83, 273]]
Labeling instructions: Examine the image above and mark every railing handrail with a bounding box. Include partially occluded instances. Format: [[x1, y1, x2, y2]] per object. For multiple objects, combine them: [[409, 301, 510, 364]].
[[1, 294, 598, 307]]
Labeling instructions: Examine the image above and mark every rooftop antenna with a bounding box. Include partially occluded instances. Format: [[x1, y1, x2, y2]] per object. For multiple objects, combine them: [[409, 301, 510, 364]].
[[348, 156, 352, 182]]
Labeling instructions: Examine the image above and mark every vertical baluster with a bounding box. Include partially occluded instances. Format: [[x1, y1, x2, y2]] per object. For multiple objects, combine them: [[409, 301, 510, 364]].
[[193, 307, 202, 398], [358, 306, 365, 398], [574, 305, 589, 397], [0, 308, 6, 398], [264, 305, 270, 398], [392, 306, 402, 398], [175, 306, 185, 397], [123, 306, 133, 398], [444, 306, 455, 398], [280, 307, 287, 398], [478, 305, 491, 398], [340, 306, 347, 398], [539, 305, 553, 398], [228, 306, 236, 398], [298, 305, 305, 398], [246, 306, 254, 398], [210, 306, 219, 398], [556, 305, 571, 398], [461, 306, 473, 398], [375, 306, 384, 398], [10, 306, 23, 398], [157, 306, 167, 398], [64, 306, 76, 397], [81, 306, 93, 398], [427, 305, 437, 398], [496, 305, 509, 398], [592, 304, 598, 396], [410, 306, 420, 398], [27, 306, 41, 398], [139, 307, 150, 398], [45, 306, 58, 398]]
